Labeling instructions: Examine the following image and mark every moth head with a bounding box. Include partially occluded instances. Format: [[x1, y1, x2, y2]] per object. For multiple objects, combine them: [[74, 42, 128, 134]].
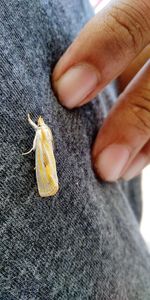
[[38, 116, 45, 127]]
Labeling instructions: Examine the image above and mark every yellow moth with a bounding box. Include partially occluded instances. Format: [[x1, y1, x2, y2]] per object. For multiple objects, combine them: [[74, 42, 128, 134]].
[[23, 114, 59, 197]]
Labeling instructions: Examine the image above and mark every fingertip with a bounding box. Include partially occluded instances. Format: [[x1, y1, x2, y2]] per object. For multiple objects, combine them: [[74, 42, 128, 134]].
[[52, 63, 100, 108], [92, 144, 130, 182]]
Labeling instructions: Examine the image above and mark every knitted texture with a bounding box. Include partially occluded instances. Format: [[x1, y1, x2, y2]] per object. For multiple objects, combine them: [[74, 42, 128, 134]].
[[0, 0, 150, 299]]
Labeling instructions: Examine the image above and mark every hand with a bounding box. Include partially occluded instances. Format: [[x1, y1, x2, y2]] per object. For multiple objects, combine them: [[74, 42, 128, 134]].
[[52, 0, 150, 182]]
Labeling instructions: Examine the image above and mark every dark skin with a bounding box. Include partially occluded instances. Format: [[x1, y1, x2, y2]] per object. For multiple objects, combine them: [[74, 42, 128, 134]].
[[119, 45, 150, 91], [52, 0, 150, 182]]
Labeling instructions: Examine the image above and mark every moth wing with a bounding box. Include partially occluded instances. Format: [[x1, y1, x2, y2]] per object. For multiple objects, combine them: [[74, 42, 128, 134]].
[[35, 128, 59, 197]]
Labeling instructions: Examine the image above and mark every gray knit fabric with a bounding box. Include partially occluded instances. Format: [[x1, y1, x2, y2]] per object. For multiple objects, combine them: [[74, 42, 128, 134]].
[[0, 0, 150, 299]]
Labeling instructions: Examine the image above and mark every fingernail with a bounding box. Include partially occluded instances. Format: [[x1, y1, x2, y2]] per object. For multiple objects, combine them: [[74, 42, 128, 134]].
[[54, 64, 100, 108], [122, 154, 147, 181], [95, 144, 130, 181]]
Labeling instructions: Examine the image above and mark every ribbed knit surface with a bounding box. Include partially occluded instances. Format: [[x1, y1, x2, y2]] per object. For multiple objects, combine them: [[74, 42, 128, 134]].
[[0, 0, 150, 299]]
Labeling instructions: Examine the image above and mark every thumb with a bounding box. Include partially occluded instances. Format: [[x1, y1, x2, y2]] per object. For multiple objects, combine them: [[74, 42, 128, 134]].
[[52, 0, 150, 108]]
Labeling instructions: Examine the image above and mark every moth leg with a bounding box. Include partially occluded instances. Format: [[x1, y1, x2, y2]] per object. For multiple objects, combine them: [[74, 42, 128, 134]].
[[22, 135, 37, 155]]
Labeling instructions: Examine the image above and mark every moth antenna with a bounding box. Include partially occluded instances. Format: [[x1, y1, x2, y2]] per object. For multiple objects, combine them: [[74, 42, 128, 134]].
[[27, 114, 38, 130]]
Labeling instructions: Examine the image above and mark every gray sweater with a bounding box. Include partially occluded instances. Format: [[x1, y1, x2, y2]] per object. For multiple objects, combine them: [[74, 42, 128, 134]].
[[0, 0, 150, 299]]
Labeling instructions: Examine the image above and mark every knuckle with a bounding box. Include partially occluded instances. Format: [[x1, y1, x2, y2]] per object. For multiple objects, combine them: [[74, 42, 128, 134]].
[[129, 95, 150, 135], [107, 3, 148, 54]]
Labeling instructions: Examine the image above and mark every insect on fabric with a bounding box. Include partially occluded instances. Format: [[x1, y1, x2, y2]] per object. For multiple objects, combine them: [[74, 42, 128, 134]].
[[23, 114, 59, 197]]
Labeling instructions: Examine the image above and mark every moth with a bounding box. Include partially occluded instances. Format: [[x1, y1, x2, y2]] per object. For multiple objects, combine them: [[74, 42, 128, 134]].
[[23, 114, 59, 197]]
